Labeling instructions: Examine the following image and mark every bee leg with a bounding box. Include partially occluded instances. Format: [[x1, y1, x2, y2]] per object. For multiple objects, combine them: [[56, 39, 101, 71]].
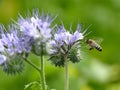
[[89, 47, 93, 50]]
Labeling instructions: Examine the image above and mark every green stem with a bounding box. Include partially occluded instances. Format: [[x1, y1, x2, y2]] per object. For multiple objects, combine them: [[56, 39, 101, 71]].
[[23, 56, 46, 90], [23, 57, 41, 73], [40, 55, 46, 90], [64, 54, 69, 90]]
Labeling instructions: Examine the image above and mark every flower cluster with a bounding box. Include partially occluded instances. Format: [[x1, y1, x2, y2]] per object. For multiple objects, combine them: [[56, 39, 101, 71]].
[[18, 11, 56, 55], [0, 25, 32, 74], [18, 13, 53, 41], [0, 9, 85, 74], [0, 10, 57, 74], [49, 25, 84, 67]]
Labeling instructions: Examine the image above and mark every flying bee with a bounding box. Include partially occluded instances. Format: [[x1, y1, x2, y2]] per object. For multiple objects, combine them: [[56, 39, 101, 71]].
[[86, 38, 102, 51]]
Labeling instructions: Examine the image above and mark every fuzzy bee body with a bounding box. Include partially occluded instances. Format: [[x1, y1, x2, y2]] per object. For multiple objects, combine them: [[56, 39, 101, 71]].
[[86, 39, 102, 51]]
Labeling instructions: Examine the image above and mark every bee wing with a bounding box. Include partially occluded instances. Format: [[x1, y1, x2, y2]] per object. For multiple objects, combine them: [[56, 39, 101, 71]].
[[96, 38, 103, 44], [90, 37, 103, 44]]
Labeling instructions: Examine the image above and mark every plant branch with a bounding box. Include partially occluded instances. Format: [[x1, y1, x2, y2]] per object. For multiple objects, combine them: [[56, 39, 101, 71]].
[[23, 57, 41, 73]]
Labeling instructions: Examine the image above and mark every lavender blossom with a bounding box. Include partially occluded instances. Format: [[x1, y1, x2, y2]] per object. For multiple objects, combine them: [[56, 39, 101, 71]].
[[0, 25, 32, 74], [49, 25, 84, 66], [18, 10, 56, 56], [18, 11, 55, 42]]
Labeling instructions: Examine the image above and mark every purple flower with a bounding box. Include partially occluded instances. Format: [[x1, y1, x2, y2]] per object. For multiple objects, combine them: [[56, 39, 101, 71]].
[[49, 24, 84, 66], [49, 25, 84, 55], [19, 18, 40, 39], [69, 30, 83, 44], [17, 10, 57, 56], [56, 26, 83, 46], [0, 25, 32, 66], [18, 11, 56, 42]]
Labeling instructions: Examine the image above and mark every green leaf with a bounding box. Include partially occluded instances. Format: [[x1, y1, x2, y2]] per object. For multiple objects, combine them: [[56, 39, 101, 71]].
[[24, 81, 41, 90]]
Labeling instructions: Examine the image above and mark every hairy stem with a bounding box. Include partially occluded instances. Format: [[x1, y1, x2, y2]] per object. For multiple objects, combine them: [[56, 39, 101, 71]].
[[23, 56, 46, 90], [40, 55, 46, 90], [23, 57, 41, 73], [64, 54, 69, 90]]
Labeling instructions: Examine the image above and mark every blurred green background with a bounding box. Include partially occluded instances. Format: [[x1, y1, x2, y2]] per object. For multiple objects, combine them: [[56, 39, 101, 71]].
[[0, 0, 120, 90]]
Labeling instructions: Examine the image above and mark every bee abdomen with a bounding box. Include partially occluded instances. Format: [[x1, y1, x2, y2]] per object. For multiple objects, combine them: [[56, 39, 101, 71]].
[[95, 46, 102, 51]]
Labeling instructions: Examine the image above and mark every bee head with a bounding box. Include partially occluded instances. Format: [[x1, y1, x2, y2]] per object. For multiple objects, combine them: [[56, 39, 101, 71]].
[[86, 38, 92, 44], [86, 38, 90, 43]]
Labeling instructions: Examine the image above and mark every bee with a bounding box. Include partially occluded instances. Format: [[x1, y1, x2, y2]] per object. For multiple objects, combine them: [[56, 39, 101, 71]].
[[86, 38, 102, 51]]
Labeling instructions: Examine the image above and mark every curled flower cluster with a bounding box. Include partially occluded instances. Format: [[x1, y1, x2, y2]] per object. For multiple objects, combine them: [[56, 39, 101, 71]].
[[18, 11, 56, 55], [18, 13, 54, 41], [0, 10, 56, 74], [0, 25, 32, 74], [49, 25, 84, 66]]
